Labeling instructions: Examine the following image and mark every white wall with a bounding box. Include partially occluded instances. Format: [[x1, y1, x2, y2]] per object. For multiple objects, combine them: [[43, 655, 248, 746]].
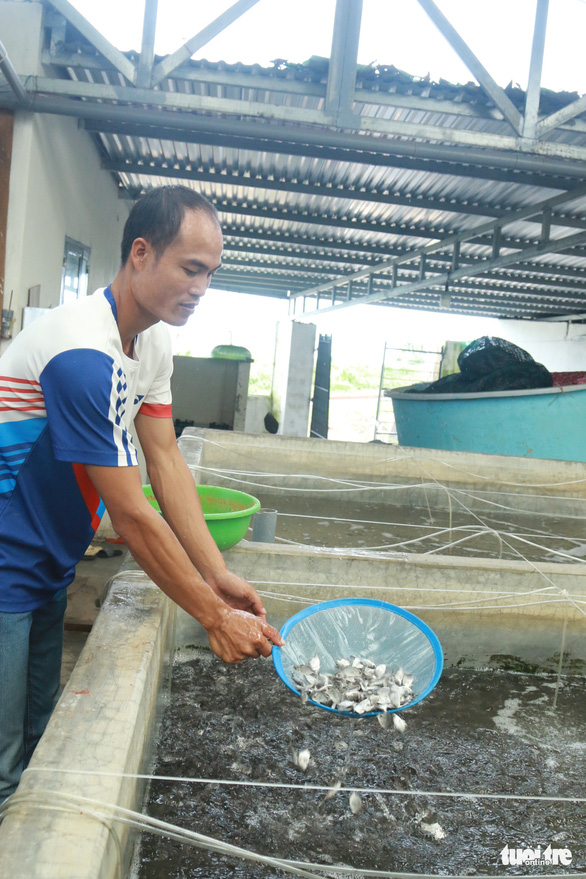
[[4, 112, 128, 330], [0, 1, 44, 75], [0, 1, 128, 344], [494, 319, 586, 372]]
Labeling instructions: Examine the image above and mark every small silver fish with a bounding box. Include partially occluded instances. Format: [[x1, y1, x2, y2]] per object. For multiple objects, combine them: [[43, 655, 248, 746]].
[[354, 698, 372, 715], [324, 779, 342, 801], [377, 711, 393, 729], [291, 747, 311, 771], [393, 713, 407, 733], [309, 655, 321, 674], [293, 655, 415, 716], [349, 791, 363, 814]]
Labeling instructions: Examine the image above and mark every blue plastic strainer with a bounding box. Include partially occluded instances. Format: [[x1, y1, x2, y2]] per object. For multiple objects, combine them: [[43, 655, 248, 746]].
[[272, 598, 443, 716]]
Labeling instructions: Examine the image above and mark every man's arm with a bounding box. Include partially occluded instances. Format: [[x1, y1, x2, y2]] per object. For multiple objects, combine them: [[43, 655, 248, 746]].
[[84, 459, 283, 662], [134, 413, 266, 617]]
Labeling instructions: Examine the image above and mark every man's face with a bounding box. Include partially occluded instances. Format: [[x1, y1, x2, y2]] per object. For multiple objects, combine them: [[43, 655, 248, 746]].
[[132, 209, 223, 327]]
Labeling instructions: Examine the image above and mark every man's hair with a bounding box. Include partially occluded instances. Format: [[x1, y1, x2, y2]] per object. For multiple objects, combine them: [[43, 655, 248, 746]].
[[120, 186, 220, 265]]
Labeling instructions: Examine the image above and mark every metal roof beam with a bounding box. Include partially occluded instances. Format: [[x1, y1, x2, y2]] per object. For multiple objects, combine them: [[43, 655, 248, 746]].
[[222, 259, 586, 303], [359, 110, 586, 161], [43, 47, 586, 135], [116, 179, 586, 252], [223, 240, 377, 264], [297, 227, 586, 318], [222, 252, 586, 293], [117, 189, 455, 238], [342, 264, 586, 297], [135, 0, 159, 89], [221, 230, 586, 276], [220, 227, 403, 257], [220, 270, 586, 309], [329, 287, 586, 315], [290, 291, 581, 321], [523, 0, 548, 139], [103, 158, 586, 231], [222, 237, 586, 284], [213, 274, 295, 295], [332, 284, 553, 311], [379, 292, 581, 317], [20, 94, 585, 184], [47, 0, 136, 84], [325, 0, 362, 126], [25, 75, 586, 163], [222, 258, 340, 277], [150, 0, 261, 87], [291, 181, 586, 298], [416, 0, 522, 135], [31, 77, 320, 125], [538, 93, 586, 139], [134, 194, 579, 255], [305, 283, 586, 315], [92, 121, 579, 188], [43, 47, 325, 97]]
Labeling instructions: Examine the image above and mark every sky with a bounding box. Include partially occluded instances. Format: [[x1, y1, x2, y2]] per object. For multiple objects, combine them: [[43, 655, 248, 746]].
[[71, 0, 586, 94], [69, 0, 586, 369]]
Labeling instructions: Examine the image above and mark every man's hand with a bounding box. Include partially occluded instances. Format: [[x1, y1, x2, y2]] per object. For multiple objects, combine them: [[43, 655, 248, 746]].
[[207, 569, 267, 619], [207, 606, 285, 663], [84, 460, 284, 665]]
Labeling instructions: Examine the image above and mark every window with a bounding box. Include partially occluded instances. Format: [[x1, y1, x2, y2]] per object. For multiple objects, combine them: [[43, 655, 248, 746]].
[[60, 238, 90, 305]]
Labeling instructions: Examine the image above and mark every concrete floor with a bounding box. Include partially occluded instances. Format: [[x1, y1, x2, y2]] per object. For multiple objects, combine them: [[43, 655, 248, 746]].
[[61, 541, 129, 685]]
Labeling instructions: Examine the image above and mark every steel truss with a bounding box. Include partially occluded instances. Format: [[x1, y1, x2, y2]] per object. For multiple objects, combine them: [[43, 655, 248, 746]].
[[0, 0, 586, 319]]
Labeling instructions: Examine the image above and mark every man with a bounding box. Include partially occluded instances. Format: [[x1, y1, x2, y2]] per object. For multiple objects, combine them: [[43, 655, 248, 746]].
[[0, 185, 284, 803]]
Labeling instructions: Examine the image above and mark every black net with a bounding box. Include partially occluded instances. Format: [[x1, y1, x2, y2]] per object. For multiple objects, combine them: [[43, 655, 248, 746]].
[[409, 336, 553, 394], [457, 336, 534, 379]]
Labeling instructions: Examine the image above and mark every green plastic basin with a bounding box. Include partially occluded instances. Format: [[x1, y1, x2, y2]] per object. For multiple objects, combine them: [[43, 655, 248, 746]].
[[142, 484, 260, 551]]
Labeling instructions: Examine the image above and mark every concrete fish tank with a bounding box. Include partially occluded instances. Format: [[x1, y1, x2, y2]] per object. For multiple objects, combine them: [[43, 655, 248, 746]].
[[0, 430, 584, 878]]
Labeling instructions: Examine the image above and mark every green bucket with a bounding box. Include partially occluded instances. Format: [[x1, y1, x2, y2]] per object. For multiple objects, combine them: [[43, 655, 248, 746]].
[[142, 484, 261, 551]]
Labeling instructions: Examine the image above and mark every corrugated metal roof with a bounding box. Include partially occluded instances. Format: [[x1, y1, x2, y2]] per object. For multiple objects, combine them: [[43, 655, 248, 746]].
[[23, 9, 586, 320]]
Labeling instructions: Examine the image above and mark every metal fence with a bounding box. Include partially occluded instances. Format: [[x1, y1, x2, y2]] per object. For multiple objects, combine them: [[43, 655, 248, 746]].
[[374, 344, 442, 443]]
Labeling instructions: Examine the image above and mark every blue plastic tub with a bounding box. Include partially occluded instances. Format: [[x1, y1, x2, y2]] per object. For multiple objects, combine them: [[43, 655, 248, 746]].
[[387, 383, 586, 461]]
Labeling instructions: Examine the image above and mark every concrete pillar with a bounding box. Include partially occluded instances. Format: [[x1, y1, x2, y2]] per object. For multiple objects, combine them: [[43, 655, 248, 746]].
[[271, 320, 316, 437]]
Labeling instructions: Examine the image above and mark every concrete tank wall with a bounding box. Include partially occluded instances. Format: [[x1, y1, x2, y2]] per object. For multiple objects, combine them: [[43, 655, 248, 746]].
[[1, 432, 584, 878]]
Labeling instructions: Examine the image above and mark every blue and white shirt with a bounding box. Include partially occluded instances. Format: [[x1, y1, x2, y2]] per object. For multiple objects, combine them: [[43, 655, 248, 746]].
[[0, 286, 173, 611]]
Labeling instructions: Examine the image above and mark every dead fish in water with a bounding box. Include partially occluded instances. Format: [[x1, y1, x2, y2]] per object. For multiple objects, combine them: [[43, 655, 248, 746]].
[[349, 791, 363, 814], [421, 820, 446, 840], [293, 654, 414, 716], [291, 747, 311, 771], [323, 779, 342, 801]]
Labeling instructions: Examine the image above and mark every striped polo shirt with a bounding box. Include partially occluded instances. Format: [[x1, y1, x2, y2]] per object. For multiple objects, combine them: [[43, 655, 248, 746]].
[[0, 286, 172, 611]]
